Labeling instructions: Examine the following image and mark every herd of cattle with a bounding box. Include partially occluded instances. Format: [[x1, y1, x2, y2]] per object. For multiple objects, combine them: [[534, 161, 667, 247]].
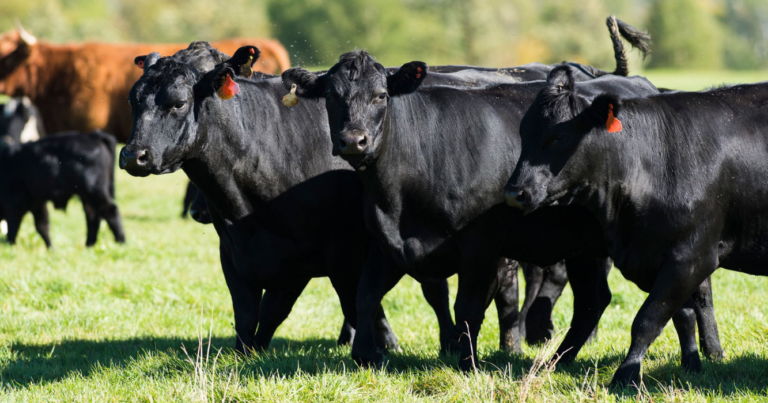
[[1, 16, 765, 388]]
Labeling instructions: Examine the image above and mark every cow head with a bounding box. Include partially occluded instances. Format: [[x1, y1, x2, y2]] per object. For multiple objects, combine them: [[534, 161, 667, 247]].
[[120, 45, 259, 177], [0, 20, 38, 95], [505, 65, 623, 211], [282, 50, 426, 168]]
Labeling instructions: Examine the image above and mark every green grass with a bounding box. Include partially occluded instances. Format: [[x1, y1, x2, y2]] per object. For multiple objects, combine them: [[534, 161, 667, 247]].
[[2, 71, 768, 401]]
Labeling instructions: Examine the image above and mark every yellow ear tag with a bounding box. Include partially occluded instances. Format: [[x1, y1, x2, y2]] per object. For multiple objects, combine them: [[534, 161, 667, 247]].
[[239, 55, 254, 79], [282, 84, 299, 107]]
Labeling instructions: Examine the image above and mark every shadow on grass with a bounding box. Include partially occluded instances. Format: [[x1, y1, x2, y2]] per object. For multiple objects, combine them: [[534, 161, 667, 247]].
[[2, 336, 767, 397]]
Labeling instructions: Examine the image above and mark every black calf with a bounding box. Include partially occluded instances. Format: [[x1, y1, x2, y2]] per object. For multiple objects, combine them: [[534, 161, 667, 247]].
[[0, 129, 125, 247]]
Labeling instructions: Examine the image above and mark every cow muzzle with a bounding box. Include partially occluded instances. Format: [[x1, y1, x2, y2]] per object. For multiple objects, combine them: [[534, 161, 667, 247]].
[[338, 131, 370, 155], [119, 146, 152, 176], [504, 185, 528, 210]]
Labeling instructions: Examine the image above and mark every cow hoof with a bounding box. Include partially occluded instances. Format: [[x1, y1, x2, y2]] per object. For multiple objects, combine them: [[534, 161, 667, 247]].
[[352, 350, 384, 368], [681, 354, 702, 373], [610, 363, 641, 389]]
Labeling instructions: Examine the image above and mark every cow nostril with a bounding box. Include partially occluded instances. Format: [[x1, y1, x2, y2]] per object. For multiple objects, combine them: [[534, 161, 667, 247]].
[[338, 138, 348, 149], [137, 151, 149, 165], [358, 137, 367, 147]]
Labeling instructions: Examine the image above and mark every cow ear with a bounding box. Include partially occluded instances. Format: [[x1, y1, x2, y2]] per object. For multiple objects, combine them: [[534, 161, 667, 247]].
[[225, 46, 260, 79], [583, 94, 623, 133], [282, 67, 326, 98], [547, 64, 575, 93], [135, 52, 161, 73], [387, 61, 427, 96]]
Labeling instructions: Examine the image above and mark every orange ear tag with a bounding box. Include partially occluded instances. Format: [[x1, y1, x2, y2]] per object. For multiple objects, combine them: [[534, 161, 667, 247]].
[[606, 103, 622, 133], [217, 74, 240, 100], [416, 66, 422, 79]]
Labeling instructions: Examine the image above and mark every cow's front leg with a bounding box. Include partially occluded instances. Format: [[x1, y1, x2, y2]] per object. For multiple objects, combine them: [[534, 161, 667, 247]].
[[519, 262, 544, 340], [524, 261, 568, 345], [611, 257, 716, 388], [553, 257, 611, 365], [220, 247, 262, 355], [420, 279, 456, 355], [691, 276, 724, 360], [494, 258, 522, 353], [253, 277, 311, 351], [351, 244, 404, 367], [31, 204, 52, 248], [454, 257, 500, 372]]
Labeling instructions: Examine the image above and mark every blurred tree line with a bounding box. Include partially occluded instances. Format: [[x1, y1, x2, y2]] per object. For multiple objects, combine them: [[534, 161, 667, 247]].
[[0, 0, 766, 70]]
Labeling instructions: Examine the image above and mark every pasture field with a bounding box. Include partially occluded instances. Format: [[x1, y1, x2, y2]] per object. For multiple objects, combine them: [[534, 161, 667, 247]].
[[1, 71, 768, 402]]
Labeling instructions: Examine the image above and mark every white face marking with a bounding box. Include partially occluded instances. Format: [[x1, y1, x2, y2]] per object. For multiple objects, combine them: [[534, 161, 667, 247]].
[[20, 115, 39, 143]]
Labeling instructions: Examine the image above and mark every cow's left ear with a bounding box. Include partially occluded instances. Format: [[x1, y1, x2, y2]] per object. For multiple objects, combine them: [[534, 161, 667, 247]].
[[583, 94, 623, 133], [387, 61, 427, 96], [282, 68, 327, 98], [135, 52, 161, 72]]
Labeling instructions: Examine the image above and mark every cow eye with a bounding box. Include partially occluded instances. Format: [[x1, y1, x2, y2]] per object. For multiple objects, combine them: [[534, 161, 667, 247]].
[[378, 92, 387, 100], [174, 101, 186, 110], [554, 134, 565, 143]]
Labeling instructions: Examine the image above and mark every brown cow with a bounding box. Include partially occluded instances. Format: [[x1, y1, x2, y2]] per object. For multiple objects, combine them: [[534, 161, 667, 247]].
[[0, 22, 290, 142]]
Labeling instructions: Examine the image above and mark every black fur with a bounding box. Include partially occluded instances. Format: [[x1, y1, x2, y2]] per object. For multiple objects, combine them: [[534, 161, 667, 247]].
[[507, 71, 759, 388]]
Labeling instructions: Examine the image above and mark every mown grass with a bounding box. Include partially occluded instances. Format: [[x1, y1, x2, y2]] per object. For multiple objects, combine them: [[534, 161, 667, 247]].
[[1, 71, 768, 402]]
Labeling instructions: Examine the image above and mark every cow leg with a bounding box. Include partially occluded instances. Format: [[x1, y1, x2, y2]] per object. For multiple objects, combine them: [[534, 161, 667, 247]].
[[31, 204, 52, 248], [692, 276, 724, 360], [182, 182, 197, 218], [494, 258, 522, 353], [519, 262, 544, 340], [253, 278, 311, 351], [351, 244, 404, 367], [4, 208, 24, 245], [454, 257, 500, 372], [331, 265, 401, 354], [610, 258, 715, 388], [338, 320, 356, 346], [525, 261, 568, 345], [419, 279, 456, 355], [220, 247, 262, 355], [552, 257, 611, 366], [101, 202, 126, 244], [82, 203, 101, 247], [671, 298, 701, 372]]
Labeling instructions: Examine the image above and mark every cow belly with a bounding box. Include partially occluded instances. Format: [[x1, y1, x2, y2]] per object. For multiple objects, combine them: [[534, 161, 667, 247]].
[[228, 230, 322, 289]]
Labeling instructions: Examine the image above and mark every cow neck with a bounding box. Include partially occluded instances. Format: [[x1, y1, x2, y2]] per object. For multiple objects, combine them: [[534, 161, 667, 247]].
[[184, 78, 334, 223], [356, 88, 521, 243]]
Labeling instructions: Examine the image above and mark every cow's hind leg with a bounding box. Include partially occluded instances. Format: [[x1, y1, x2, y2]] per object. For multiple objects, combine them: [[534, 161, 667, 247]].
[[31, 204, 52, 248], [420, 279, 456, 355], [101, 201, 125, 243], [495, 258, 522, 353], [253, 278, 311, 350], [4, 207, 24, 246], [525, 261, 568, 345], [82, 202, 101, 247], [692, 276, 724, 360], [671, 298, 701, 372]]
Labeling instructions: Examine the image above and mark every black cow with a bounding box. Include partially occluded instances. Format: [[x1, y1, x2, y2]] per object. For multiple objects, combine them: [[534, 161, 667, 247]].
[[279, 43, 689, 370], [504, 66, 757, 387], [119, 46, 464, 355], [0, 127, 124, 248]]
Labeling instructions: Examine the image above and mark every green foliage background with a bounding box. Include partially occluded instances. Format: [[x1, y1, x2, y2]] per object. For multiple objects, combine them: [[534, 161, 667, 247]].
[[1, 0, 767, 70]]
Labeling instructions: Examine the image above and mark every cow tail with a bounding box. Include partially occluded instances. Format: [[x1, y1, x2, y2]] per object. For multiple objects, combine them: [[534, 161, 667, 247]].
[[611, 16, 652, 77], [95, 129, 118, 199]]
